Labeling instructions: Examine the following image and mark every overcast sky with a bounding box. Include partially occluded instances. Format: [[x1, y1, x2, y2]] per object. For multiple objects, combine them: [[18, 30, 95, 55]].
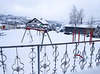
[[0, 0, 100, 22]]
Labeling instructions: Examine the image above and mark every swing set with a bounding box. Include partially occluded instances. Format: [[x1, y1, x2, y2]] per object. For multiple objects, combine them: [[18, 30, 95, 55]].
[[21, 18, 54, 48]]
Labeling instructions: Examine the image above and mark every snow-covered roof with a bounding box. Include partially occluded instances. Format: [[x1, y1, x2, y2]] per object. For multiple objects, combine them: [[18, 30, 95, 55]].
[[26, 18, 48, 25], [38, 18, 48, 24], [65, 24, 97, 28], [93, 22, 100, 25], [17, 25, 25, 27]]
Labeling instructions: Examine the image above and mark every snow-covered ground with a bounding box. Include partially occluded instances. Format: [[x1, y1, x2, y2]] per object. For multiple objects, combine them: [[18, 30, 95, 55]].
[[0, 29, 100, 74]]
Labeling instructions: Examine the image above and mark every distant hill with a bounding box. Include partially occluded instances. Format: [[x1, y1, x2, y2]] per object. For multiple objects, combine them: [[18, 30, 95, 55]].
[[93, 20, 100, 25], [0, 14, 65, 32], [0, 14, 29, 25], [0, 14, 64, 26]]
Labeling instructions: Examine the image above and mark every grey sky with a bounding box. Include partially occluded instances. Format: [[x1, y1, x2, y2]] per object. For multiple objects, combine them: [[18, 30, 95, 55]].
[[0, 0, 100, 22]]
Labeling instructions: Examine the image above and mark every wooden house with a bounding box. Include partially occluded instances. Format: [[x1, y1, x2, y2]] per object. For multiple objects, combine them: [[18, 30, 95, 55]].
[[26, 18, 49, 29]]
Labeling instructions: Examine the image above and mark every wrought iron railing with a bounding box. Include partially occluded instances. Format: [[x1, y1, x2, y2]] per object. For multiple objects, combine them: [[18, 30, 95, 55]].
[[0, 40, 100, 74]]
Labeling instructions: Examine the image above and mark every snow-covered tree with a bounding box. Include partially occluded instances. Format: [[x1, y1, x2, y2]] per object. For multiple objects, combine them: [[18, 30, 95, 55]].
[[69, 6, 84, 26], [78, 9, 84, 24], [87, 16, 95, 26]]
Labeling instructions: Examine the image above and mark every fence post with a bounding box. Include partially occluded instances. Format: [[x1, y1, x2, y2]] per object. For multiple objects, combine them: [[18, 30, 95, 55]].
[[37, 46, 40, 74], [0, 48, 7, 74]]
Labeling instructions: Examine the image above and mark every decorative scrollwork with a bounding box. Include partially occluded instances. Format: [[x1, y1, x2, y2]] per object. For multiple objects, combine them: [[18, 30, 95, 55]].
[[12, 48, 24, 74], [0, 48, 7, 74], [79, 43, 88, 70], [88, 42, 95, 68], [29, 47, 36, 74], [61, 44, 70, 74], [52, 45, 59, 74], [95, 48, 100, 66], [40, 46, 50, 74], [71, 43, 81, 72]]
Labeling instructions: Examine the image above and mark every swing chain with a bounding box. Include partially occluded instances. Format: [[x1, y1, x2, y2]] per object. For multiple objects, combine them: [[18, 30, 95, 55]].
[[88, 42, 95, 68], [40, 46, 51, 74], [61, 44, 70, 74], [95, 48, 100, 66], [29, 47, 36, 74], [79, 43, 88, 70]]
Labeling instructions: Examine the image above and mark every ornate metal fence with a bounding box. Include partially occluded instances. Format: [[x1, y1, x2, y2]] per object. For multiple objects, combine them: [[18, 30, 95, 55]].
[[0, 40, 100, 74]]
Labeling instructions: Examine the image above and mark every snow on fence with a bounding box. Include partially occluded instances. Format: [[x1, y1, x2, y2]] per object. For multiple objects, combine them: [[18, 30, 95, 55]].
[[0, 40, 100, 74]]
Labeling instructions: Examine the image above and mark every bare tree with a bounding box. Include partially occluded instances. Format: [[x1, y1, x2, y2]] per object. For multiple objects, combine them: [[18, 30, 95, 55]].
[[87, 16, 95, 25], [78, 9, 84, 24], [69, 6, 84, 41], [69, 6, 84, 26], [87, 16, 95, 34], [69, 5, 78, 27]]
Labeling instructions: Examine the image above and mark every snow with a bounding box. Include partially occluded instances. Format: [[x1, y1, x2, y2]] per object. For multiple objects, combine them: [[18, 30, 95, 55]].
[[0, 29, 100, 74], [65, 24, 97, 28], [17, 25, 25, 27], [27, 18, 48, 24], [38, 18, 48, 24]]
